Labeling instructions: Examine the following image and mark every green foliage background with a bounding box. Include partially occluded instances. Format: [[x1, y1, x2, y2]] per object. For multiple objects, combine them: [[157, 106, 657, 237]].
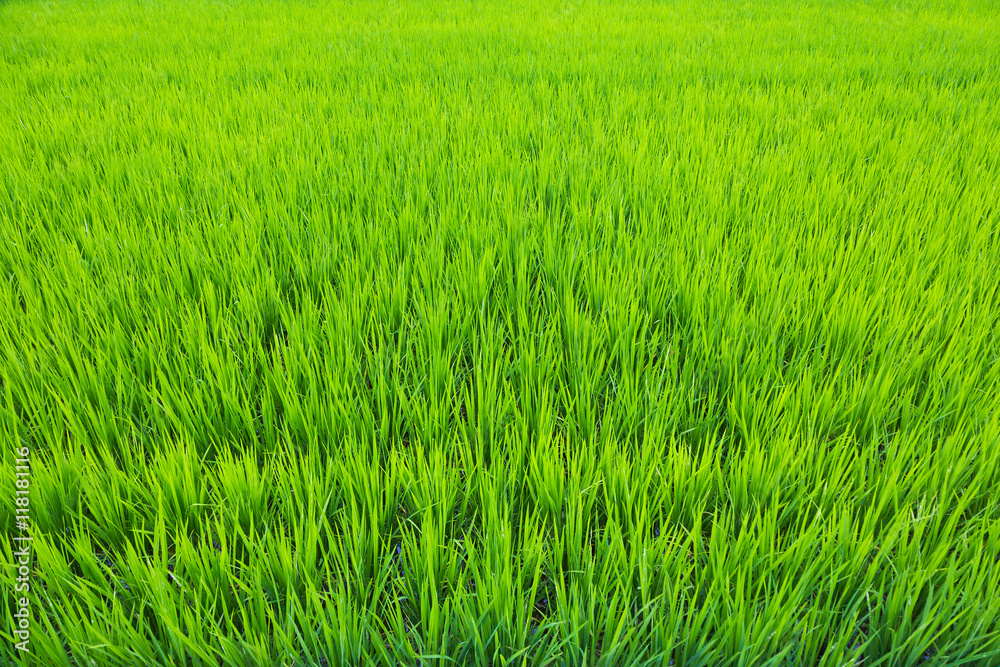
[[2, 0, 999, 664]]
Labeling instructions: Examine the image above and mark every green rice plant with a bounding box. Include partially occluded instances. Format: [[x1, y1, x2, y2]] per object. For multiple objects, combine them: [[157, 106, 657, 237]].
[[2, 0, 1000, 664]]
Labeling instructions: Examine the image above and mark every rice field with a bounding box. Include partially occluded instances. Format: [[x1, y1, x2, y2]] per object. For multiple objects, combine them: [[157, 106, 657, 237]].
[[2, 0, 999, 665]]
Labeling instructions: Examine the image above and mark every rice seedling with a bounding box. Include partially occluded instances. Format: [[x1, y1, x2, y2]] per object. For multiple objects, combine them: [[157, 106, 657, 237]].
[[1, 0, 999, 664]]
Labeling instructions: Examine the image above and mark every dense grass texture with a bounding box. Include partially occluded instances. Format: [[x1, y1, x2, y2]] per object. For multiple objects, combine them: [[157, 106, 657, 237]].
[[2, 0, 1000, 665]]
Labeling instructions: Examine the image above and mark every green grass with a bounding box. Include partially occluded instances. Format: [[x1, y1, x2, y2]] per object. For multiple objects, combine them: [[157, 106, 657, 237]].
[[2, 0, 1000, 664]]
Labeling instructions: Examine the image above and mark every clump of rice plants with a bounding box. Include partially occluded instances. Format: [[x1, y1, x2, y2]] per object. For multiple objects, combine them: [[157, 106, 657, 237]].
[[1, 0, 999, 665]]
